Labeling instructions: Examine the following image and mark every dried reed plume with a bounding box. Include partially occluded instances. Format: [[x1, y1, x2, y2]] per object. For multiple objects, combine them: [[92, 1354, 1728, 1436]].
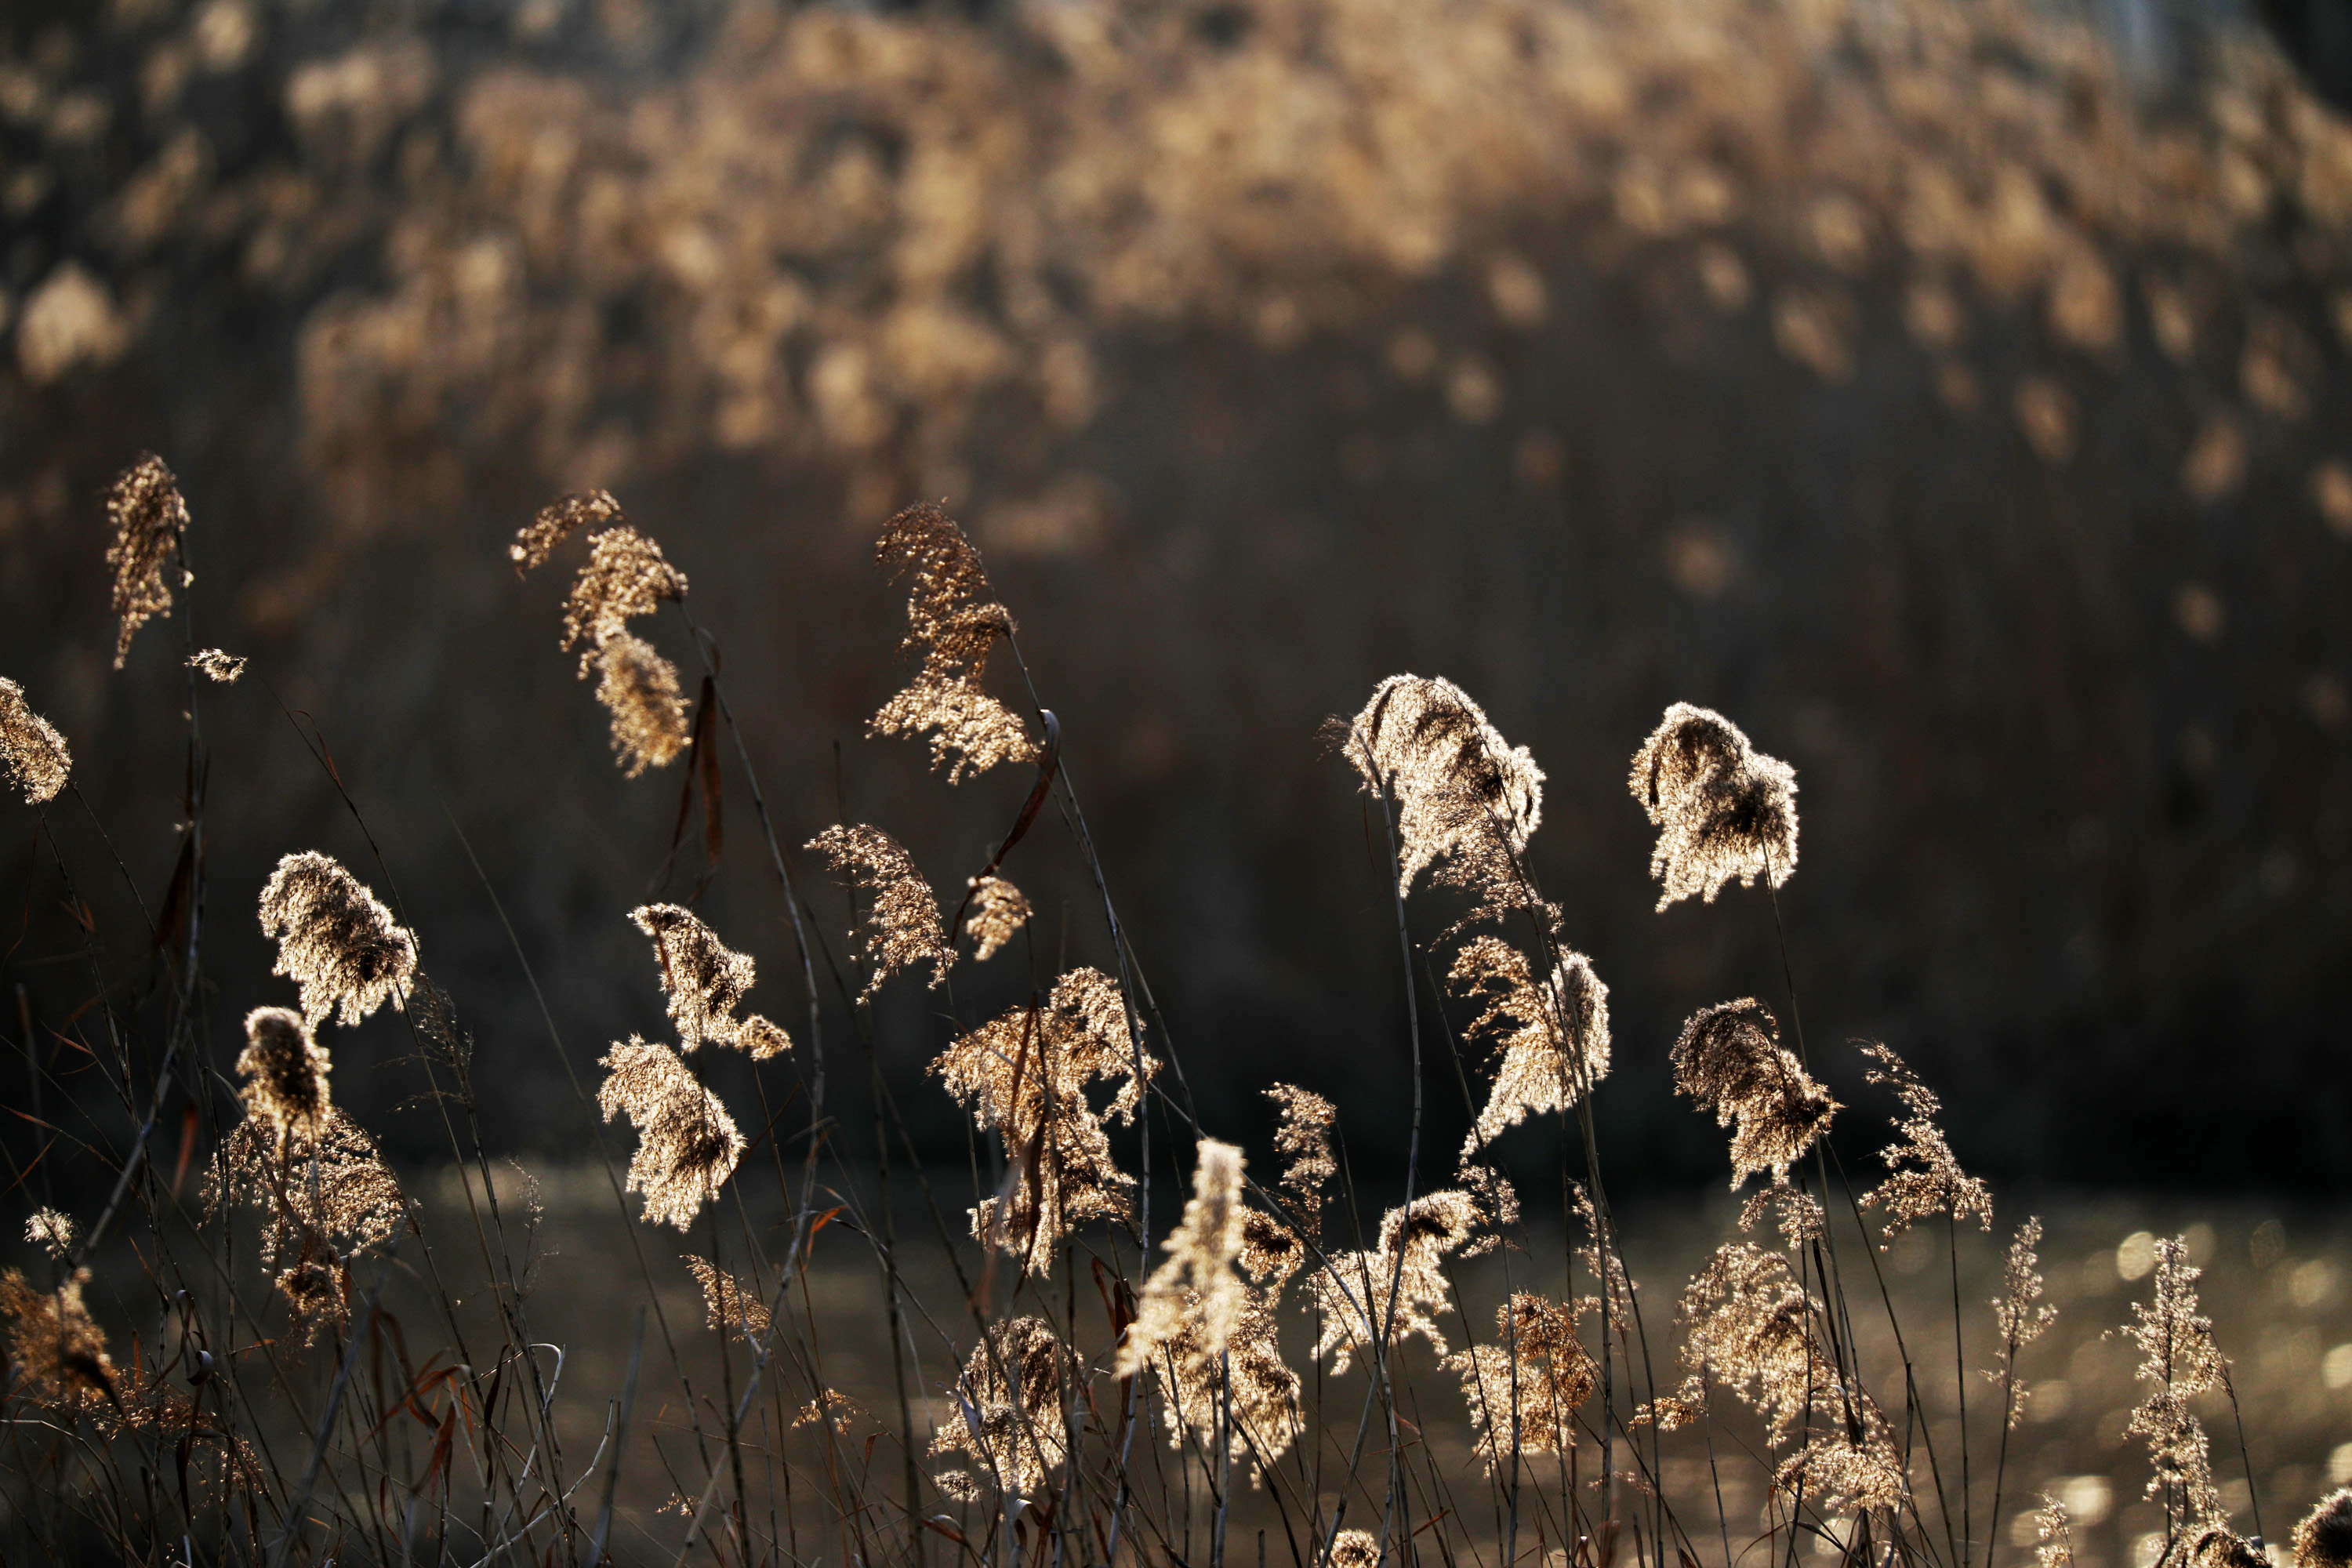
[[1121, 1139, 1249, 1373], [1670, 999, 1837, 1186], [235, 1006, 332, 1146], [257, 851, 419, 1029], [871, 503, 1038, 782], [685, 1256, 771, 1340], [209, 1107, 405, 1341], [2295, 1491, 2352, 1568], [2124, 1235, 2227, 1525], [0, 1269, 117, 1408], [25, 1209, 74, 1260], [2035, 1494, 2076, 1568], [0, 677, 71, 804], [593, 633, 693, 776], [1860, 1041, 1992, 1237], [931, 1316, 1072, 1501], [1448, 1293, 1595, 1472], [964, 874, 1031, 961], [1454, 935, 1609, 1156], [1457, 1163, 1520, 1257], [597, 1036, 746, 1229], [629, 903, 789, 1057], [1993, 1218, 2058, 1410], [934, 967, 1156, 1270], [188, 648, 245, 682], [1308, 1189, 1480, 1374], [104, 453, 188, 668], [808, 824, 951, 995], [1629, 702, 1799, 909], [2188, 1527, 2270, 1568], [1267, 1083, 1335, 1236], [561, 525, 690, 660], [1327, 1529, 1382, 1568], [511, 488, 623, 573], [1339, 674, 1544, 916]]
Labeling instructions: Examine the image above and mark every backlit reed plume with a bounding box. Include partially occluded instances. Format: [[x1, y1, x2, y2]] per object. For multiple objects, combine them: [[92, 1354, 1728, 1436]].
[[258, 851, 419, 1029], [2035, 1494, 2076, 1568], [510, 488, 622, 573], [25, 1209, 73, 1260], [1338, 673, 1545, 921], [597, 1036, 745, 1229], [561, 525, 689, 659], [629, 903, 789, 1057], [1308, 1189, 1480, 1374], [2188, 1527, 2270, 1568], [1671, 999, 1837, 1186], [1454, 935, 1609, 1156], [188, 648, 245, 682], [1328, 1530, 1382, 1568], [1120, 1138, 1249, 1376], [0, 1269, 117, 1408], [808, 824, 951, 995], [1671, 1241, 1907, 1512], [871, 503, 1038, 782], [1267, 1082, 1335, 1236], [935, 967, 1156, 1271], [0, 677, 71, 804], [1629, 702, 1799, 909], [105, 453, 188, 668], [964, 874, 1031, 960], [209, 1107, 405, 1342], [235, 1006, 332, 1145], [1993, 1218, 2058, 1411], [1457, 1163, 1519, 1257], [2124, 1235, 2227, 1526], [685, 1256, 771, 1340], [593, 632, 692, 776], [1860, 1041, 1992, 1236], [1448, 1293, 1595, 1472], [2295, 1491, 2352, 1568], [931, 1316, 1071, 1502]]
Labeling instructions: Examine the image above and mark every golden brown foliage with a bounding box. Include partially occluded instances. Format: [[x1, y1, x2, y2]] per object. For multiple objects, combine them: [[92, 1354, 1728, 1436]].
[[930, 1316, 1072, 1501], [188, 648, 246, 682], [1447, 1293, 1595, 1472], [597, 1036, 745, 1229], [2295, 1490, 2352, 1568], [257, 851, 419, 1029], [964, 874, 1031, 961], [685, 1256, 771, 1340], [593, 633, 693, 776], [629, 903, 789, 1057], [0, 677, 71, 804], [235, 1005, 332, 1146], [1670, 1000, 1837, 1186], [807, 824, 951, 995], [2124, 1236, 2227, 1525], [1629, 702, 1799, 909], [1453, 935, 1609, 1156], [104, 453, 187, 668], [1860, 1041, 1993, 1236], [511, 489, 624, 574], [933, 968, 1155, 1270], [871, 504, 1037, 782], [1308, 1189, 1481, 1374]]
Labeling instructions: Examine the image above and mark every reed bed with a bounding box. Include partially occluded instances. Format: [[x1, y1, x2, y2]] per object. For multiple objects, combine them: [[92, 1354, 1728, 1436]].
[[0, 455, 2343, 1568]]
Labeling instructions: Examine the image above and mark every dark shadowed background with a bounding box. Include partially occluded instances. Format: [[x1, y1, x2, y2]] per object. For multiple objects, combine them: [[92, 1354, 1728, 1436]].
[[2, 0, 2349, 1200]]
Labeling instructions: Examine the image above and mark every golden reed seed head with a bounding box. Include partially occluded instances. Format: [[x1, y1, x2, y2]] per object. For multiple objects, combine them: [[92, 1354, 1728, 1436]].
[[236, 1006, 332, 1146], [1453, 935, 1610, 1157], [928, 1316, 1073, 1501], [1308, 1189, 1483, 1374], [808, 824, 952, 996], [628, 903, 789, 1056], [964, 874, 1031, 961], [597, 1036, 744, 1229], [869, 503, 1038, 782], [0, 677, 71, 804], [1238, 1208, 1305, 1287], [2189, 1529, 2270, 1568], [257, 852, 419, 1029], [685, 1256, 771, 1340], [2125, 1236, 2227, 1524], [1447, 1292, 1595, 1472], [1266, 1082, 1336, 1234], [1994, 1218, 2058, 1388], [2034, 1494, 2076, 1568], [104, 453, 190, 669], [1671, 999, 1837, 1187], [188, 648, 245, 683], [593, 633, 692, 775], [2296, 1490, 2352, 1568], [0, 1269, 116, 1409], [1119, 1138, 1249, 1377], [512, 489, 624, 575], [561, 526, 689, 662], [1328, 1530, 1382, 1568], [1629, 701, 1799, 910], [25, 1209, 74, 1260], [1339, 673, 1544, 902], [1860, 1041, 1993, 1236]]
